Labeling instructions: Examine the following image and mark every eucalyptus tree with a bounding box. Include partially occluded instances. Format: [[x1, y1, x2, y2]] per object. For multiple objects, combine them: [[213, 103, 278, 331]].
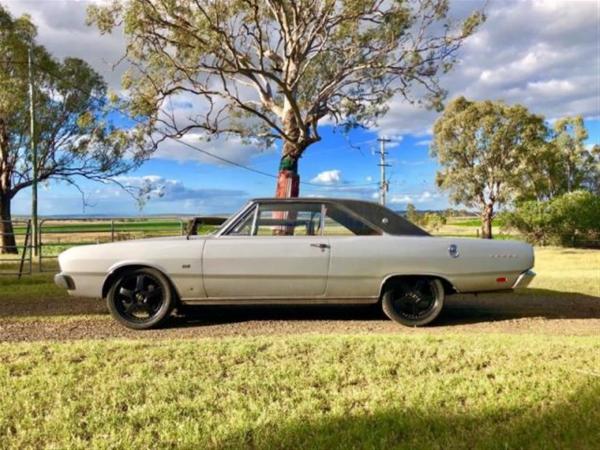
[[88, 0, 484, 197], [553, 116, 596, 193], [431, 97, 547, 239], [0, 6, 140, 254], [516, 116, 599, 202]]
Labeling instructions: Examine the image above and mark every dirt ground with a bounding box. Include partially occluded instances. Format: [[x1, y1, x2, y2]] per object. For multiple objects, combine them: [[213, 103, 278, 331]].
[[1, 289, 599, 342]]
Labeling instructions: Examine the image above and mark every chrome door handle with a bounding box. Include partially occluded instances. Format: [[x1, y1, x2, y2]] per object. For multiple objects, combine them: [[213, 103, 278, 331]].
[[310, 243, 330, 249]]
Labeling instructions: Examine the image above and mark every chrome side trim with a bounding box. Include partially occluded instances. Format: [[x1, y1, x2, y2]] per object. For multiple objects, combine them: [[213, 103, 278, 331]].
[[181, 296, 378, 305], [512, 269, 536, 289]]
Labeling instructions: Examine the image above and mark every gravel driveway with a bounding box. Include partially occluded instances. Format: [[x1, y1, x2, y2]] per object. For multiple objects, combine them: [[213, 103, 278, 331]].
[[2, 290, 599, 342]]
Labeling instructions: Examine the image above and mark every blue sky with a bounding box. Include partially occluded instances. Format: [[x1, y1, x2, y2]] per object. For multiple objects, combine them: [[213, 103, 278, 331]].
[[6, 0, 600, 216]]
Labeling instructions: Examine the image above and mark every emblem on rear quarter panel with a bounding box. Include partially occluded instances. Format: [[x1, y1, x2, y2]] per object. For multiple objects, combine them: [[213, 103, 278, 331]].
[[448, 244, 459, 258]]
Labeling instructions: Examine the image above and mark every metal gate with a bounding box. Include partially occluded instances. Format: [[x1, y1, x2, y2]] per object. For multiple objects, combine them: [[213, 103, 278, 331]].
[[38, 218, 187, 272], [0, 219, 33, 277]]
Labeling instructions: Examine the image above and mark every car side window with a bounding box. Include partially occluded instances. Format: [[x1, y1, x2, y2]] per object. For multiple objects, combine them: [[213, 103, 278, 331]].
[[227, 206, 257, 236], [254, 203, 322, 236], [323, 204, 380, 236]]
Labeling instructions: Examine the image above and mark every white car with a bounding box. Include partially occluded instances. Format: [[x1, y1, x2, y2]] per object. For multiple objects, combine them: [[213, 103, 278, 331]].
[[55, 198, 535, 329]]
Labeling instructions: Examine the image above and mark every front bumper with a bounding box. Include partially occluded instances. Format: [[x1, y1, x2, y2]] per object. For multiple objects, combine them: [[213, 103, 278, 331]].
[[511, 269, 536, 289], [54, 273, 75, 290]]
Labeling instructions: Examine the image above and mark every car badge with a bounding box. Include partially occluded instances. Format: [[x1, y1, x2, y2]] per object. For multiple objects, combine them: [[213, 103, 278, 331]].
[[448, 244, 459, 258]]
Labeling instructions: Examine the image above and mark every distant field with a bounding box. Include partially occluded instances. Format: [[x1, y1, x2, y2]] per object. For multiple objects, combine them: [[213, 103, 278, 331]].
[[435, 216, 516, 239]]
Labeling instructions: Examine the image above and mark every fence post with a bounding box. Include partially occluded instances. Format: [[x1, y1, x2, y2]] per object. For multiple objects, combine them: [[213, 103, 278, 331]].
[[111, 220, 115, 242], [17, 220, 31, 279], [37, 219, 43, 271]]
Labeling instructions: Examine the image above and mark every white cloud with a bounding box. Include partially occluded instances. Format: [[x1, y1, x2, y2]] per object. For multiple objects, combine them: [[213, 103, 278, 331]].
[[389, 190, 440, 205], [110, 175, 247, 203], [376, 0, 600, 136], [4, 0, 127, 91], [153, 132, 272, 166], [310, 169, 342, 185]]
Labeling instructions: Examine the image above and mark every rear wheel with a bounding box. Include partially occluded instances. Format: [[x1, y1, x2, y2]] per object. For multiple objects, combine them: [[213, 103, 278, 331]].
[[381, 278, 444, 327], [107, 268, 175, 330]]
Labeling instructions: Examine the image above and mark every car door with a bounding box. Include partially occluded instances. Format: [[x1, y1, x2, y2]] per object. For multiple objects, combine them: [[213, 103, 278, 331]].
[[321, 202, 385, 299], [202, 202, 330, 299]]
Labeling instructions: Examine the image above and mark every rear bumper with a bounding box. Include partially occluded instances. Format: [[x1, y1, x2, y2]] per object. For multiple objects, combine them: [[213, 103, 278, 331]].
[[54, 273, 75, 290], [512, 269, 536, 289]]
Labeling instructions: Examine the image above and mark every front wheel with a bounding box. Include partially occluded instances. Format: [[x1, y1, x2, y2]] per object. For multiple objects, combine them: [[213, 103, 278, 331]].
[[381, 278, 445, 327], [107, 268, 175, 330]]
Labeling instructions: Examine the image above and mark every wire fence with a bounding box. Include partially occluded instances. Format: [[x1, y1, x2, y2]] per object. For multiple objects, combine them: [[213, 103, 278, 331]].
[[36, 218, 189, 272], [1, 217, 224, 276]]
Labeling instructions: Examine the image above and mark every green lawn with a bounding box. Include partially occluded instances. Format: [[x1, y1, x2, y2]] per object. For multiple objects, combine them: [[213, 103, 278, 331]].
[[1, 335, 599, 449]]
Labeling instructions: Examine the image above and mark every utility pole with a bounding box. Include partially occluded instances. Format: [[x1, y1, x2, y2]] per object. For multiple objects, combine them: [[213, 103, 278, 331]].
[[28, 45, 38, 257], [377, 137, 391, 206]]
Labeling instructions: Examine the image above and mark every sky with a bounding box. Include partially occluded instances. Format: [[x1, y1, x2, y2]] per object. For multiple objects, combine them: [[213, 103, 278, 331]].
[[5, 0, 600, 216]]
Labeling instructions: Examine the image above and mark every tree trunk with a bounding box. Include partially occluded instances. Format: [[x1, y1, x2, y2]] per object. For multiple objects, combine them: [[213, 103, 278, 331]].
[[275, 152, 300, 198], [480, 203, 494, 239], [0, 115, 17, 254], [276, 110, 302, 199], [0, 192, 17, 254]]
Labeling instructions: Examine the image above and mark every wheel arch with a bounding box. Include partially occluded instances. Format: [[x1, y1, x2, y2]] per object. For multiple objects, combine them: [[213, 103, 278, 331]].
[[378, 274, 457, 301], [101, 263, 181, 301]]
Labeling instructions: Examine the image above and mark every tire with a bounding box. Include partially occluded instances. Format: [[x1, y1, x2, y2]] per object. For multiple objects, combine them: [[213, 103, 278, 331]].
[[107, 267, 175, 330], [381, 278, 444, 327]]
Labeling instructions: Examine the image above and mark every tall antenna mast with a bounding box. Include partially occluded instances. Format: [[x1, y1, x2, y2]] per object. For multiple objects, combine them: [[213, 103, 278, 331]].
[[377, 138, 391, 206], [28, 45, 38, 257]]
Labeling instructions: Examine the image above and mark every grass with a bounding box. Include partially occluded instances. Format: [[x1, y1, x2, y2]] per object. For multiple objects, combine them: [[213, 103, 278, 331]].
[[528, 247, 600, 296], [1, 334, 599, 449], [447, 216, 506, 228], [0, 270, 64, 300]]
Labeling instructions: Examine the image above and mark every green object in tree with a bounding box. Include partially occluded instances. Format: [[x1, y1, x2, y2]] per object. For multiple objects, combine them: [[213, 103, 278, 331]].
[[279, 155, 298, 173]]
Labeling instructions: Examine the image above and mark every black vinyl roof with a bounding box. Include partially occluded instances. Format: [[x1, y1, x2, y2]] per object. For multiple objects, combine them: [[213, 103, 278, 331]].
[[251, 197, 430, 236]]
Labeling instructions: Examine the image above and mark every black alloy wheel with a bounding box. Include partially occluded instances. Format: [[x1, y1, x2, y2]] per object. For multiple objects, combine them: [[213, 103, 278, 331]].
[[381, 278, 445, 327], [107, 268, 175, 329]]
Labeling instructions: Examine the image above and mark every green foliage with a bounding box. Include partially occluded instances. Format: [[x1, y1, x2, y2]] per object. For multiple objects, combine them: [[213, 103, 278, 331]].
[[421, 212, 447, 232], [0, 5, 143, 200], [432, 97, 547, 209], [87, 1, 484, 164], [503, 191, 600, 246], [518, 116, 599, 201], [432, 97, 548, 238], [405, 204, 447, 232], [405, 203, 418, 224]]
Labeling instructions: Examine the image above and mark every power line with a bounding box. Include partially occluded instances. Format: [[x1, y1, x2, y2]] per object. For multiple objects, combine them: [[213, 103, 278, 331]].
[[21, 59, 378, 190]]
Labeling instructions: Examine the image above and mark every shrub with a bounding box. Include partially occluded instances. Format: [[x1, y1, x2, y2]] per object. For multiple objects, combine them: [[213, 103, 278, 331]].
[[503, 190, 600, 246], [421, 212, 447, 232]]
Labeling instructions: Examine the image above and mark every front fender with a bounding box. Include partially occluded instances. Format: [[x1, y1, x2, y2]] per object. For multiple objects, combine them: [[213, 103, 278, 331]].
[[102, 260, 176, 299]]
